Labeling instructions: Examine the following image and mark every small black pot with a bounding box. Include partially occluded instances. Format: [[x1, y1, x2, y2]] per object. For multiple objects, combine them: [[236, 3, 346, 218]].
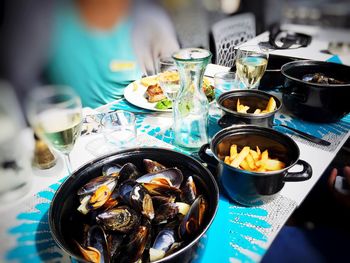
[[217, 90, 282, 128], [259, 55, 299, 90], [49, 148, 219, 263], [199, 125, 312, 206], [281, 60, 350, 122]]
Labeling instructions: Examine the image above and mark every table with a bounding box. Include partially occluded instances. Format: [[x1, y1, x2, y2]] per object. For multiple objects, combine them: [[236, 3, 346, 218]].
[[0, 63, 349, 263]]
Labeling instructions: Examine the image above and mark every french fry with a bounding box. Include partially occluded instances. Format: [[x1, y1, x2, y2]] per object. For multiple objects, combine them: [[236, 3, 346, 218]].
[[231, 146, 250, 168], [246, 153, 256, 170], [265, 159, 285, 171], [239, 159, 251, 171], [256, 150, 269, 168], [230, 144, 238, 158], [254, 109, 261, 114], [256, 146, 261, 156], [224, 156, 231, 164], [249, 150, 259, 162], [265, 97, 277, 113]]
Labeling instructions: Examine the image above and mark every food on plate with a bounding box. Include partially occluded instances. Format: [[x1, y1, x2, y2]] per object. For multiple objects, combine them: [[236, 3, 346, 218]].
[[302, 73, 345, 85], [202, 77, 215, 102], [140, 75, 158, 87], [158, 71, 180, 84], [224, 144, 286, 172], [155, 98, 172, 110], [146, 84, 166, 103], [236, 97, 277, 114], [75, 159, 208, 263]]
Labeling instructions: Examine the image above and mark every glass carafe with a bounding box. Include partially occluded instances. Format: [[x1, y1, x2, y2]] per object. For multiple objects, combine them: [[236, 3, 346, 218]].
[[172, 48, 212, 149]]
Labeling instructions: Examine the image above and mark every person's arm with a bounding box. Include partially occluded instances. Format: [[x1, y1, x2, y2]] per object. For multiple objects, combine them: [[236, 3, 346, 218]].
[[131, 3, 180, 76]]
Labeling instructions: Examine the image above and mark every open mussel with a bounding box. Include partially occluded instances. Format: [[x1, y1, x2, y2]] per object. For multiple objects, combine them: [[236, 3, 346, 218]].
[[149, 229, 176, 262], [136, 168, 183, 188], [115, 225, 149, 263], [143, 159, 167, 173], [178, 195, 207, 240], [78, 176, 118, 214], [142, 183, 182, 197], [154, 202, 190, 224], [180, 176, 197, 204], [96, 206, 140, 233], [119, 180, 155, 220], [152, 195, 176, 208], [75, 225, 110, 263]]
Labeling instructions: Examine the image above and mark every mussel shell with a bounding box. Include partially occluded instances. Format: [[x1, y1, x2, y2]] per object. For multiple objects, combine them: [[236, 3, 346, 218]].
[[116, 225, 149, 263], [180, 176, 197, 204], [150, 229, 176, 262], [118, 163, 142, 183], [78, 176, 117, 196], [143, 159, 167, 173], [77, 225, 110, 263], [136, 168, 184, 188], [178, 195, 207, 240], [154, 203, 179, 224], [152, 195, 176, 208], [102, 164, 121, 177], [142, 183, 182, 197], [106, 232, 124, 259], [96, 206, 140, 233]]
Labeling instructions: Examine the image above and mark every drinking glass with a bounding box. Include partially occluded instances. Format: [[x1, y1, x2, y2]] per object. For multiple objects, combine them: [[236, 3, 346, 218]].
[[157, 57, 180, 128], [101, 111, 137, 149], [214, 72, 240, 99], [235, 45, 269, 89], [27, 86, 82, 175]]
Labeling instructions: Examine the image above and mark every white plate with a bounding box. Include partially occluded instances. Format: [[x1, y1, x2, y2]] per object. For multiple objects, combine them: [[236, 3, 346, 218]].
[[123, 76, 215, 112], [124, 79, 172, 112]]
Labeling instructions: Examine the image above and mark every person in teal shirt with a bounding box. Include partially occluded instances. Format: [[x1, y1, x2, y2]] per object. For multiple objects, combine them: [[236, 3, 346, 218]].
[[46, 0, 179, 108]]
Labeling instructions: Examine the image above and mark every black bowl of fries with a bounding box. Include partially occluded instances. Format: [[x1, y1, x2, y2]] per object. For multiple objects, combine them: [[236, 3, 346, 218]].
[[217, 90, 282, 128], [199, 125, 312, 206]]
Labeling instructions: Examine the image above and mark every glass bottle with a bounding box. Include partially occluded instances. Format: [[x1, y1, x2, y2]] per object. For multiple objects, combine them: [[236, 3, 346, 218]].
[[172, 48, 212, 149]]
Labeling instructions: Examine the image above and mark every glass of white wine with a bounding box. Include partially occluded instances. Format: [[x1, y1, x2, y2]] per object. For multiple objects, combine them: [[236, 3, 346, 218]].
[[27, 86, 82, 175], [157, 57, 180, 129], [235, 45, 269, 89]]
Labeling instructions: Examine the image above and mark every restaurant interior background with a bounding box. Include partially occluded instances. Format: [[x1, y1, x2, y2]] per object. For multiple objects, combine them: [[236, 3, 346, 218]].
[[0, 0, 350, 262]]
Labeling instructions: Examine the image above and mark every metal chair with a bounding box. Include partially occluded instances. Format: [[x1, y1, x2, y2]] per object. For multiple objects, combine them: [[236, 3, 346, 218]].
[[211, 13, 256, 68]]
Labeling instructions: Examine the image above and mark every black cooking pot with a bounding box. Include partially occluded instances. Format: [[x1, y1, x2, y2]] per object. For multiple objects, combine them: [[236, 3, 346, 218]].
[[281, 60, 350, 122], [259, 55, 299, 90], [217, 90, 282, 128], [49, 148, 219, 263], [199, 125, 312, 206]]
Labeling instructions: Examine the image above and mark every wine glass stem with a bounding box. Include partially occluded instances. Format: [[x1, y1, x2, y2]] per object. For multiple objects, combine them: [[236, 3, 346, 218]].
[[171, 99, 176, 130], [63, 153, 73, 175]]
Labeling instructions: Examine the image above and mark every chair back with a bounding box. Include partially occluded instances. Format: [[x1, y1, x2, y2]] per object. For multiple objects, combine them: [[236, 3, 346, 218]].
[[212, 13, 256, 68]]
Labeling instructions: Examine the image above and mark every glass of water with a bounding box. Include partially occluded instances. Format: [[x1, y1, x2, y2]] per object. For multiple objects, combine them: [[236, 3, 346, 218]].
[[101, 111, 137, 150], [214, 72, 240, 99]]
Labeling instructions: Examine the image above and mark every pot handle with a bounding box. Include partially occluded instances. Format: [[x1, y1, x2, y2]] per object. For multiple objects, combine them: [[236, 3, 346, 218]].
[[283, 159, 312, 182], [198, 144, 219, 167]]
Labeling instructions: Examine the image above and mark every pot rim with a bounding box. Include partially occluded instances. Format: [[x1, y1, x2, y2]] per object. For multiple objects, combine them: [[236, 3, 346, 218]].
[[209, 125, 301, 176], [217, 90, 282, 119], [281, 60, 350, 88], [48, 147, 219, 263]]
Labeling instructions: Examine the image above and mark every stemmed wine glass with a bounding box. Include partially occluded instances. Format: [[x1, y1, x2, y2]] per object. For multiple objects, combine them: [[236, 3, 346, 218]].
[[27, 86, 82, 175], [157, 57, 180, 128], [235, 45, 269, 89]]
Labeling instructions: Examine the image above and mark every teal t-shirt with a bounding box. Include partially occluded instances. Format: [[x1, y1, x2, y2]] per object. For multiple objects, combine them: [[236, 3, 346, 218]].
[[46, 3, 142, 108]]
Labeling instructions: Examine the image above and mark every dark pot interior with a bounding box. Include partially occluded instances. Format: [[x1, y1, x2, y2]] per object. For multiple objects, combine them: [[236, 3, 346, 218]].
[[281, 60, 350, 122], [49, 148, 219, 263], [217, 90, 281, 128]]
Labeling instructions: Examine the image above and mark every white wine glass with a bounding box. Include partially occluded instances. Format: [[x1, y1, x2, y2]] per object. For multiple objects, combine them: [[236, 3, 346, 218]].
[[157, 57, 180, 129], [235, 45, 269, 89], [27, 86, 82, 175]]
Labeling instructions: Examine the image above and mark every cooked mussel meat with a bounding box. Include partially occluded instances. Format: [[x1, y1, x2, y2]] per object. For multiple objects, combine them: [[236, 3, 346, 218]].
[[142, 182, 182, 197], [143, 159, 167, 173], [151, 195, 176, 208], [149, 229, 176, 262], [178, 195, 207, 240], [136, 168, 183, 188], [180, 176, 197, 204], [96, 206, 140, 233]]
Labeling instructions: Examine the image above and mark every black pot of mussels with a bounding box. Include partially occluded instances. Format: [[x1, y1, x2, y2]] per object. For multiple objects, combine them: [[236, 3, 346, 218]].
[[281, 60, 350, 122], [49, 148, 219, 263]]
